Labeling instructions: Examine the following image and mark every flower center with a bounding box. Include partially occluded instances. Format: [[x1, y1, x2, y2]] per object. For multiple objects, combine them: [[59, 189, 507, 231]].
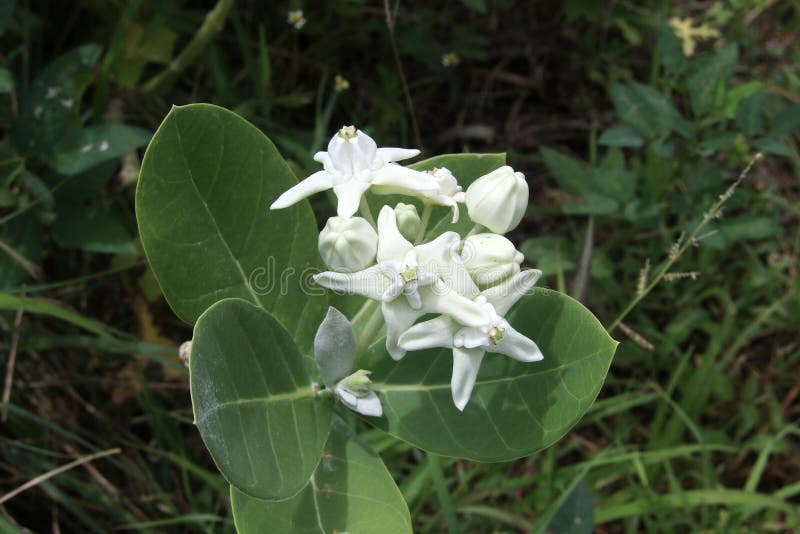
[[337, 125, 357, 139], [401, 265, 418, 283], [488, 324, 505, 346]]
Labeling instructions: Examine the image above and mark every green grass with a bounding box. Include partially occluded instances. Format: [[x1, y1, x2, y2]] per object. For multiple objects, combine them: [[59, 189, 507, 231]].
[[1, 0, 799, 532]]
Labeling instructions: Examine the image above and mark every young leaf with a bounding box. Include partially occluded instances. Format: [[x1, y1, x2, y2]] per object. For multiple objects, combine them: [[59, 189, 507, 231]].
[[685, 44, 738, 117], [190, 298, 333, 500], [362, 288, 617, 461], [136, 103, 326, 353], [231, 416, 412, 534], [314, 306, 356, 389], [540, 147, 591, 196]]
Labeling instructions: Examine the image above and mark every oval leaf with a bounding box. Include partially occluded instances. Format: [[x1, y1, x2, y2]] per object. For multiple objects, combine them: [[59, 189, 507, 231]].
[[136, 103, 326, 353], [231, 416, 412, 534], [191, 298, 332, 500], [364, 288, 617, 461]]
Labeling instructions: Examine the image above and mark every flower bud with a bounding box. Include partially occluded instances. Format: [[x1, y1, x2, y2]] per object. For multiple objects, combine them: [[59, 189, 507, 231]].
[[318, 216, 378, 272], [394, 203, 421, 241], [461, 233, 524, 287], [465, 166, 528, 234]]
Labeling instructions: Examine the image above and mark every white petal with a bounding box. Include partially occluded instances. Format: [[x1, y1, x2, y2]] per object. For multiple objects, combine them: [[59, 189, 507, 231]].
[[382, 278, 405, 302], [335, 385, 358, 408], [419, 280, 488, 327], [352, 391, 383, 417], [351, 130, 378, 173], [377, 205, 413, 263], [270, 170, 335, 209], [313, 151, 334, 172], [492, 324, 543, 362], [453, 326, 488, 349], [397, 316, 456, 351], [376, 147, 420, 163], [481, 269, 542, 315], [451, 347, 485, 411], [313, 265, 388, 301], [333, 181, 370, 218], [382, 299, 423, 360], [404, 284, 422, 309], [371, 164, 439, 194], [415, 232, 479, 298]]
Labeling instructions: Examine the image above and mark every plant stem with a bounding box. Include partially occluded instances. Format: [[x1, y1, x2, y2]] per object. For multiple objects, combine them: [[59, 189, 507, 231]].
[[415, 202, 432, 244], [141, 0, 234, 94], [359, 196, 377, 229], [606, 153, 762, 333]]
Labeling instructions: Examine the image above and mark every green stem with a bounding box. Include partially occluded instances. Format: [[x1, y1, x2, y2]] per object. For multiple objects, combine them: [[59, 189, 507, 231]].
[[414, 202, 432, 244], [141, 0, 234, 94], [359, 196, 376, 229], [352, 300, 383, 362]]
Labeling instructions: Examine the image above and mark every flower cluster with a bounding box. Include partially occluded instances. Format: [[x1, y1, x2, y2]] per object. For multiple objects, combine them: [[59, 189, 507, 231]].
[[271, 127, 543, 412]]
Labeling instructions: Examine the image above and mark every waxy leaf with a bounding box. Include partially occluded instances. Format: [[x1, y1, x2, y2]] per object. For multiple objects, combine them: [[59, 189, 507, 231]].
[[231, 417, 412, 534], [136, 103, 326, 353], [364, 288, 617, 461], [191, 298, 332, 500]]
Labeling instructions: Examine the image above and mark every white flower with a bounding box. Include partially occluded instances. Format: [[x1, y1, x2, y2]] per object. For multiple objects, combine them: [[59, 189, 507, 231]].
[[465, 165, 528, 234], [441, 52, 460, 67], [271, 126, 436, 218], [287, 9, 306, 30], [461, 233, 525, 287], [398, 269, 543, 411], [314, 206, 488, 360], [318, 216, 378, 272], [314, 307, 383, 417], [420, 167, 465, 223]]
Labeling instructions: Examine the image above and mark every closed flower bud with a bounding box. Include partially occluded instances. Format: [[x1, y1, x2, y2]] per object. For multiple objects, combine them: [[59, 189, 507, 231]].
[[462, 233, 524, 287], [318, 216, 378, 272], [465, 166, 528, 234], [394, 203, 421, 241]]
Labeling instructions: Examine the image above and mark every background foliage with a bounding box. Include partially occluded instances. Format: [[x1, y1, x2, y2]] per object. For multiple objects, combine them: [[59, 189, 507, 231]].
[[1, 0, 798, 532]]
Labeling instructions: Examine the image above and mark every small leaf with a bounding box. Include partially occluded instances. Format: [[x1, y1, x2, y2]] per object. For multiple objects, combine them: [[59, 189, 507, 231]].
[[597, 126, 644, 148], [611, 83, 692, 139], [750, 137, 793, 158], [51, 123, 152, 175], [547, 479, 595, 534], [52, 201, 136, 254], [562, 193, 619, 216], [0, 212, 41, 290], [459, 0, 487, 12], [685, 44, 738, 117], [540, 147, 591, 196], [363, 288, 618, 461], [191, 298, 333, 500], [591, 150, 636, 201], [231, 417, 412, 534], [314, 307, 356, 389], [771, 104, 800, 136], [657, 21, 686, 76], [0, 67, 12, 93]]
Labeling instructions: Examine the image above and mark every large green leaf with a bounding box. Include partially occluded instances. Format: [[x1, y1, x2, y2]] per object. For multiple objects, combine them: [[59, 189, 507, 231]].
[[136, 103, 326, 352], [610, 83, 692, 139], [685, 44, 738, 118], [231, 416, 412, 534], [190, 298, 333, 500], [363, 288, 617, 461]]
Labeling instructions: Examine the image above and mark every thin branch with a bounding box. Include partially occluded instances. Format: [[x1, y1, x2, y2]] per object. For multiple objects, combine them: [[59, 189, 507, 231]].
[[383, 0, 423, 151], [1, 309, 23, 422]]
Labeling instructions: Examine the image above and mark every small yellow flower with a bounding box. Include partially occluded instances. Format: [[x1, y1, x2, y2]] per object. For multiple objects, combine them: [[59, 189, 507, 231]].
[[287, 9, 306, 30], [334, 75, 350, 92], [669, 17, 719, 56], [441, 51, 460, 67]]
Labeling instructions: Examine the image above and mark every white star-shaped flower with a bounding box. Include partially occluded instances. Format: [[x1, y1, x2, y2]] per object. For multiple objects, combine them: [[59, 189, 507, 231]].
[[271, 126, 437, 218], [314, 206, 487, 360], [398, 269, 544, 411]]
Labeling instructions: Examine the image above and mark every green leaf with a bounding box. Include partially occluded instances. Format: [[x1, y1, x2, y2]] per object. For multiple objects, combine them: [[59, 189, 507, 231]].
[[750, 137, 793, 158], [719, 215, 782, 243], [364, 288, 618, 461], [0, 212, 41, 290], [190, 298, 333, 500], [771, 104, 800, 136], [611, 83, 692, 139], [459, 0, 487, 13], [685, 44, 738, 117], [136, 104, 326, 353], [656, 21, 686, 76], [51, 123, 152, 175], [540, 147, 590, 196], [597, 126, 644, 148], [561, 193, 618, 216], [231, 416, 412, 534], [591, 150, 636, 201], [52, 200, 136, 254], [547, 480, 595, 534], [0, 67, 12, 93]]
